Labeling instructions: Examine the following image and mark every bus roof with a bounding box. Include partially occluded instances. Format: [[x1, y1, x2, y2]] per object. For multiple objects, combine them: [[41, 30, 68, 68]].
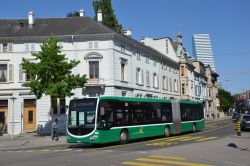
[[179, 100, 203, 104], [99, 96, 171, 103]]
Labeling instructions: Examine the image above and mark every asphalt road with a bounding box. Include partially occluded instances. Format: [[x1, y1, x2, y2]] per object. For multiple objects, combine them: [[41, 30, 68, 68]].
[[0, 119, 244, 166]]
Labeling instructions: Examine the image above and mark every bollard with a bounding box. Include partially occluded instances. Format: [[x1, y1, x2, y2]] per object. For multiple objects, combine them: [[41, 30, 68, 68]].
[[236, 121, 241, 136]]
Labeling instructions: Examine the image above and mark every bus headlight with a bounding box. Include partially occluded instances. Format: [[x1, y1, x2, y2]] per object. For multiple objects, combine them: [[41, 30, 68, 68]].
[[90, 135, 98, 141]]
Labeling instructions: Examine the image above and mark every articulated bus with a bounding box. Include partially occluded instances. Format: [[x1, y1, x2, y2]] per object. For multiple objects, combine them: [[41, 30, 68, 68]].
[[67, 96, 204, 144]]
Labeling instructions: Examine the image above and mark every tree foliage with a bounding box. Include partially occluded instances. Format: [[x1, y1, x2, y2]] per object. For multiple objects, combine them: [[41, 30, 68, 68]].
[[93, 0, 122, 33], [67, 11, 80, 17], [21, 37, 87, 100], [218, 88, 234, 112]]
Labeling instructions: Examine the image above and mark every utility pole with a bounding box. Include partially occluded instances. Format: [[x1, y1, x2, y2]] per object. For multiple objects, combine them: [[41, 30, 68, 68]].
[[10, 97, 17, 140]]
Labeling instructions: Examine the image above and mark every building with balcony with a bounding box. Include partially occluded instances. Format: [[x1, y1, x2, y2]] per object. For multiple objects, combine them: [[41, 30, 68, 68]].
[[176, 33, 195, 100], [0, 10, 180, 135], [205, 65, 219, 117], [192, 60, 208, 116]]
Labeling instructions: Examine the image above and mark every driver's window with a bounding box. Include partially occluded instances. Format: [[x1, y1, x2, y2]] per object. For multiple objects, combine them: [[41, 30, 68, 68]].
[[79, 112, 85, 125], [87, 112, 95, 123], [70, 111, 77, 127]]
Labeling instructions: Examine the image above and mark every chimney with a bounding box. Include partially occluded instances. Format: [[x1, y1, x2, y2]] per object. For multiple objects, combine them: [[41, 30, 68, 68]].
[[97, 9, 102, 22], [28, 10, 34, 28], [126, 27, 132, 37], [80, 8, 84, 17], [123, 28, 132, 37]]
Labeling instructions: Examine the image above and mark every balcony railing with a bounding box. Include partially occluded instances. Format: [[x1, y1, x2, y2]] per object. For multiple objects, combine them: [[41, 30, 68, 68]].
[[85, 78, 105, 86]]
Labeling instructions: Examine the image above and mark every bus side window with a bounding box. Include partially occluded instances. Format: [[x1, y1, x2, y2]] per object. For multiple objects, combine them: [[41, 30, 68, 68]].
[[133, 109, 143, 125], [151, 103, 161, 123], [116, 109, 123, 126], [99, 101, 114, 128], [161, 103, 173, 123], [144, 103, 152, 124]]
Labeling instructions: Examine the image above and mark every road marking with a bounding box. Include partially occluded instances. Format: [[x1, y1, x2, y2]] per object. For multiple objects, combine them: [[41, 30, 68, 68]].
[[205, 125, 217, 128], [148, 155, 186, 160], [179, 136, 203, 141], [147, 136, 219, 146], [61, 149, 73, 152], [195, 137, 218, 142], [122, 161, 166, 166], [40, 149, 49, 152], [75, 149, 83, 152], [146, 142, 174, 146], [162, 136, 192, 141], [136, 157, 214, 166], [52, 149, 61, 152]]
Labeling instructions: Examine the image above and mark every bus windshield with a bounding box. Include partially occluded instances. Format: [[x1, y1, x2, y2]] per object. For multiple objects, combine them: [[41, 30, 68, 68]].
[[68, 98, 97, 136]]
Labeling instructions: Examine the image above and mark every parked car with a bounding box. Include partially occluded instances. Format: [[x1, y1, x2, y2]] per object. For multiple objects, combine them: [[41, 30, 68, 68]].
[[232, 112, 240, 122], [240, 115, 250, 131]]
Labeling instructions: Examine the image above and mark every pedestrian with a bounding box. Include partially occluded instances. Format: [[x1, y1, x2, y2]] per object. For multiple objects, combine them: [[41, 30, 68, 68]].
[[51, 118, 59, 141], [212, 113, 215, 120]]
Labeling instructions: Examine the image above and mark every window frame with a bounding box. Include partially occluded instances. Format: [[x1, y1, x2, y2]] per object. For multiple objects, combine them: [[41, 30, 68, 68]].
[[89, 61, 99, 79]]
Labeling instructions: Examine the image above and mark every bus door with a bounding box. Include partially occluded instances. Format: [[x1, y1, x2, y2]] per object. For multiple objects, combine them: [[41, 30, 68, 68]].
[[171, 100, 181, 134]]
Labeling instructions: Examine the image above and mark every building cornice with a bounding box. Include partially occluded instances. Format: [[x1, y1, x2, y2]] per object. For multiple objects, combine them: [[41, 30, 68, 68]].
[[0, 33, 115, 43]]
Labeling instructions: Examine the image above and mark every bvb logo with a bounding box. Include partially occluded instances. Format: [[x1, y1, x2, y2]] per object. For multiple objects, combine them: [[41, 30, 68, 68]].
[[139, 127, 144, 134]]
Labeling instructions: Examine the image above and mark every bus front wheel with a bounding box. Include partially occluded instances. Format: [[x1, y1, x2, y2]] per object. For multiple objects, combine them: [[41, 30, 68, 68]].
[[165, 126, 170, 137], [120, 130, 129, 144]]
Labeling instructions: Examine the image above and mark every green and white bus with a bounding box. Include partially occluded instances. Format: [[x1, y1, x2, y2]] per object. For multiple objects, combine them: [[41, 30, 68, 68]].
[[67, 96, 204, 144]]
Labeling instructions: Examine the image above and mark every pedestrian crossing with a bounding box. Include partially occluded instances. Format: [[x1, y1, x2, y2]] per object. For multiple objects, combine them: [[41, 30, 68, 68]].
[[122, 155, 214, 166], [146, 135, 218, 146]]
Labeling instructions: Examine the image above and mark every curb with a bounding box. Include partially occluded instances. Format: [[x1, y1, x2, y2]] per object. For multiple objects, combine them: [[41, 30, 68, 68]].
[[0, 143, 69, 151]]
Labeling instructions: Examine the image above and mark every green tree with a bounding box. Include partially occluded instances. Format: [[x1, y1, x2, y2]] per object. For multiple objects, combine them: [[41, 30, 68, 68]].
[[21, 37, 87, 115], [93, 0, 122, 32], [218, 88, 234, 113], [67, 11, 80, 17]]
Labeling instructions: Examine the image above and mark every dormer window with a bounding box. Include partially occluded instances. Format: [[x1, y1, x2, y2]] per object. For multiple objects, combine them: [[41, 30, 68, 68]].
[[2, 43, 13, 52], [3, 44, 7, 52]]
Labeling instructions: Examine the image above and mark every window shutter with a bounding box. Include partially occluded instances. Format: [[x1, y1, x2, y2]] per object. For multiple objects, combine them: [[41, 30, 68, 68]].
[[9, 64, 14, 82], [19, 64, 23, 82], [157, 74, 159, 88], [153, 73, 155, 88], [94, 41, 98, 49], [141, 69, 144, 84], [8, 43, 13, 52], [31, 44, 35, 51], [136, 68, 139, 83], [25, 44, 29, 52]]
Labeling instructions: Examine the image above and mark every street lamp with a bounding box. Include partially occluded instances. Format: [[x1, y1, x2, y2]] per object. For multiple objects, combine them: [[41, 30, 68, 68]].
[[10, 97, 17, 140]]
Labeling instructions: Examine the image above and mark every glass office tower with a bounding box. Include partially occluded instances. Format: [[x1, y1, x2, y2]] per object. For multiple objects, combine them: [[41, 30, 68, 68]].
[[193, 34, 216, 71]]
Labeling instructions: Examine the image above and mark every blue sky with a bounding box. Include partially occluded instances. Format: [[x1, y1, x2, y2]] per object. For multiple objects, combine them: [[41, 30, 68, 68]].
[[0, 0, 249, 94]]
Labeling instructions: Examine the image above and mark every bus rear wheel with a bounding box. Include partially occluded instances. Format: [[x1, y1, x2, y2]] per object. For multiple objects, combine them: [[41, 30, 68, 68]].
[[165, 126, 170, 137], [120, 130, 129, 144]]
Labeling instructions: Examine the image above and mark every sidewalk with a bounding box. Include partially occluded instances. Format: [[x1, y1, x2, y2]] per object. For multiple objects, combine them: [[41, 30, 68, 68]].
[[205, 116, 231, 122], [0, 133, 68, 151]]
